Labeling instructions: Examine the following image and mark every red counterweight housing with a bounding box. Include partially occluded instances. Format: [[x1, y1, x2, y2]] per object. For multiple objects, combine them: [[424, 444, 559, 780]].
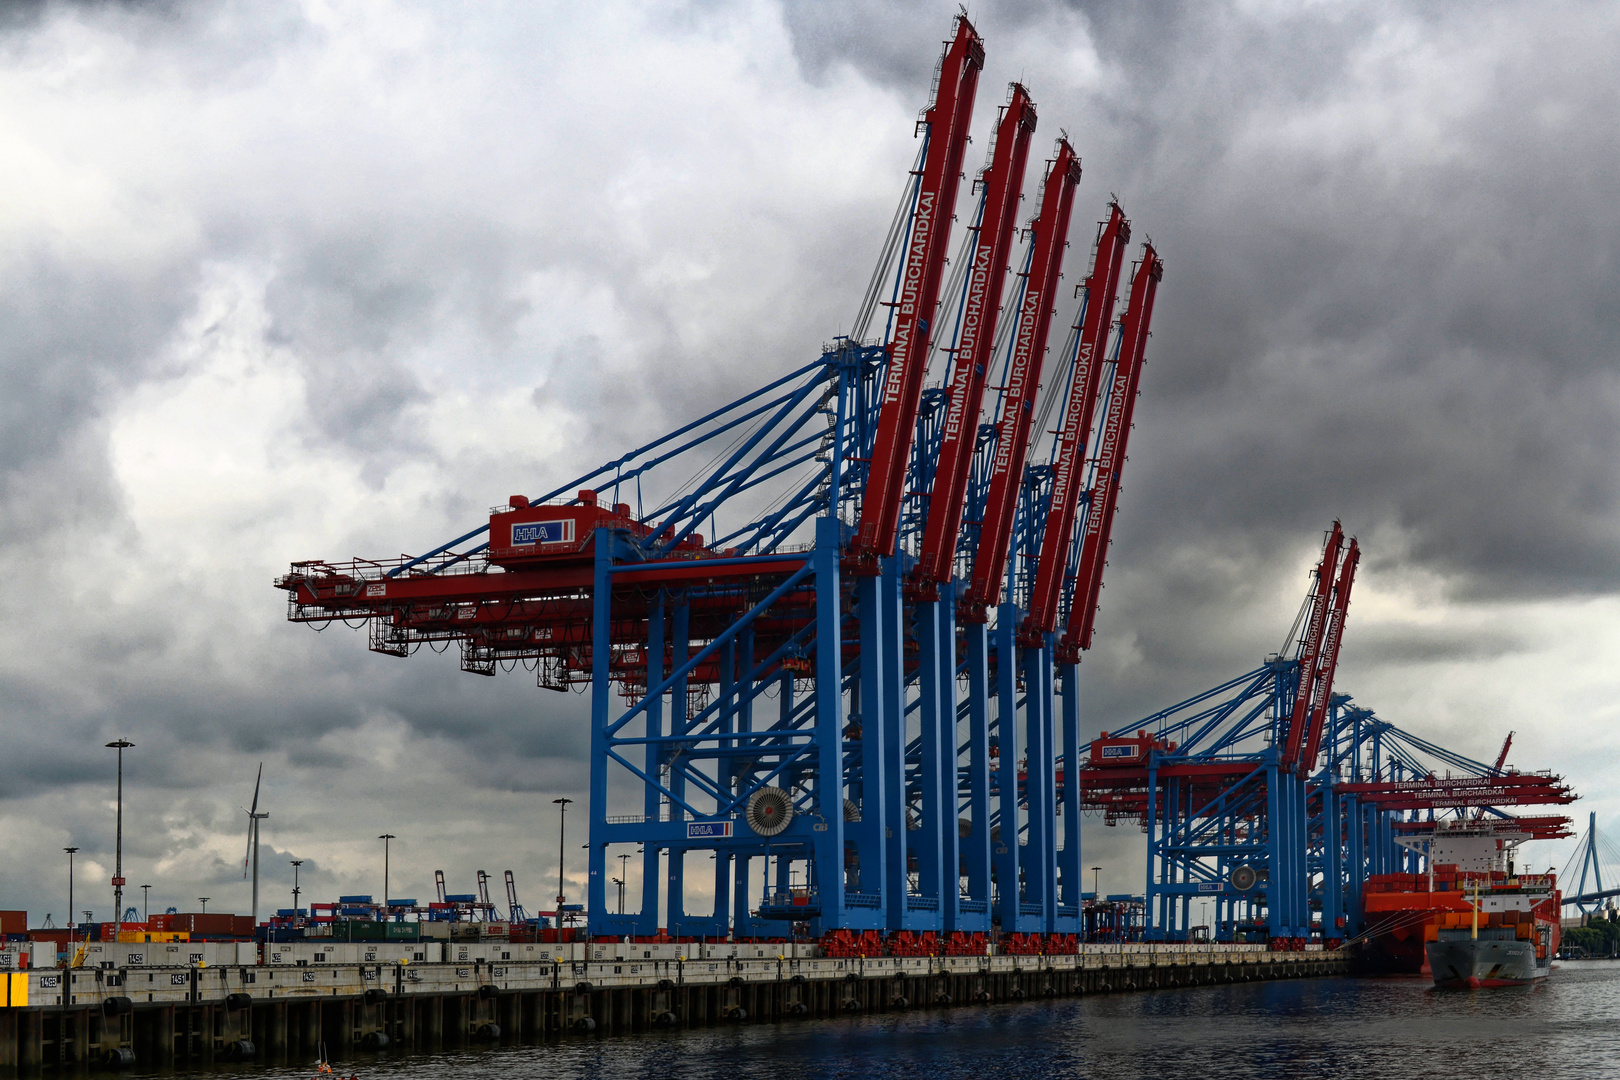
[[488, 490, 706, 569], [1089, 729, 1173, 767]]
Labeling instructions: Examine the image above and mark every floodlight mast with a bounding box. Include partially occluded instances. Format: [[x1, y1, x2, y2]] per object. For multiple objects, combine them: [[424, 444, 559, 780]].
[[105, 739, 134, 940]]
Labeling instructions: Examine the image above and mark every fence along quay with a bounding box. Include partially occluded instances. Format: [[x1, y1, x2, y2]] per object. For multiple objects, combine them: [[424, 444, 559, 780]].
[[0, 940, 1346, 1070]]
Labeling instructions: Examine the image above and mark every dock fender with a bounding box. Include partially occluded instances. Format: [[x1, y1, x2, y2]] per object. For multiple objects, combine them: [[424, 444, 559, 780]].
[[224, 1040, 257, 1060], [574, 982, 594, 994], [364, 988, 389, 1004], [102, 997, 134, 1016], [361, 1032, 391, 1050], [104, 1048, 136, 1070], [225, 993, 253, 1011], [477, 984, 498, 1000]]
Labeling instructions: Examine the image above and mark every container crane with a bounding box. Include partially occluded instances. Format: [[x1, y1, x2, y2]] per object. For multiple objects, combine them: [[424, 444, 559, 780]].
[[505, 870, 529, 925], [850, 14, 984, 571], [913, 83, 1038, 592], [959, 139, 1083, 623], [1299, 538, 1360, 772], [1280, 523, 1344, 774], [1057, 243, 1163, 660], [1018, 202, 1130, 645]]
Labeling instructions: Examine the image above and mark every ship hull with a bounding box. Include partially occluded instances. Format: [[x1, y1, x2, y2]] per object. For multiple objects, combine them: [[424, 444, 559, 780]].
[[1348, 932, 1428, 976], [1425, 938, 1549, 987]]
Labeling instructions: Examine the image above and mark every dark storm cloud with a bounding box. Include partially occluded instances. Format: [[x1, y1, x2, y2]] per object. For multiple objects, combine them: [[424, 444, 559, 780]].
[[785, 0, 1620, 605]]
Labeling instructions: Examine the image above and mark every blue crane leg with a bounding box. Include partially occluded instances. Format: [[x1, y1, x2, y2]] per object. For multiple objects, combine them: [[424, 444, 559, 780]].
[[855, 567, 892, 925], [812, 516, 849, 926], [961, 620, 993, 932], [915, 594, 948, 926], [992, 611, 1024, 932], [1058, 661, 1081, 930]]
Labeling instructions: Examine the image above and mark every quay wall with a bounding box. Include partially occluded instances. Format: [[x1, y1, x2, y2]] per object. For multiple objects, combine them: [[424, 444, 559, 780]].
[[0, 944, 1348, 1071]]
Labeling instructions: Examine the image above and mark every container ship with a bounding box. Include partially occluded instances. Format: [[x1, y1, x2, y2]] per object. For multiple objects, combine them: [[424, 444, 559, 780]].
[[1353, 821, 1559, 982]]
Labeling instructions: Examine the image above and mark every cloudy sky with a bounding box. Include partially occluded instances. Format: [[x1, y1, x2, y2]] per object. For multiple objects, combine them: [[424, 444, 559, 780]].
[[1, 0, 1616, 924]]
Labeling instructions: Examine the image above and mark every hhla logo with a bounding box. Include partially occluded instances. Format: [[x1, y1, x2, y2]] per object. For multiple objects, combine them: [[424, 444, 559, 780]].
[[512, 519, 575, 546]]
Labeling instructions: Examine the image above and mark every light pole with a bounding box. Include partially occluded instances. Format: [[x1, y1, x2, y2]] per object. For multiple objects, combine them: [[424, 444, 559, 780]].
[[379, 835, 396, 914], [553, 798, 572, 917], [199, 897, 210, 913], [617, 853, 632, 914], [105, 739, 134, 938], [291, 859, 304, 915], [64, 848, 78, 930], [612, 877, 624, 914], [140, 884, 151, 923], [1091, 866, 1102, 897]]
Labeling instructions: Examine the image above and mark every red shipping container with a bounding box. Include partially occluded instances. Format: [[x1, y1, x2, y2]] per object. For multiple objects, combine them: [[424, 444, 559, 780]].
[[0, 911, 26, 935], [170, 913, 238, 935]]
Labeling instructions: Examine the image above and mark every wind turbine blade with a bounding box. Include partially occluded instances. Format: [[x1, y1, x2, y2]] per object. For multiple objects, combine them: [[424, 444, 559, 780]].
[[250, 762, 263, 815]]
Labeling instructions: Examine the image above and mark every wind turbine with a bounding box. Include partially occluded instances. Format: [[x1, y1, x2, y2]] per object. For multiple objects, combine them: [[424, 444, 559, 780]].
[[242, 764, 268, 925]]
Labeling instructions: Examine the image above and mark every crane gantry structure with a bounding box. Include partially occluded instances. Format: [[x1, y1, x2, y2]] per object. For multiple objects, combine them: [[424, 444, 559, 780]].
[[275, 15, 1573, 953]]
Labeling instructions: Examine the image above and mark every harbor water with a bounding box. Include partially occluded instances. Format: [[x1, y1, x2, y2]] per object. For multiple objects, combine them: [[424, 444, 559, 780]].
[[129, 961, 1620, 1080]]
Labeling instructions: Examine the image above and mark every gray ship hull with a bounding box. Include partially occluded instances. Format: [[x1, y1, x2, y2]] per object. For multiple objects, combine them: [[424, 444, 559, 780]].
[[1425, 935, 1549, 987]]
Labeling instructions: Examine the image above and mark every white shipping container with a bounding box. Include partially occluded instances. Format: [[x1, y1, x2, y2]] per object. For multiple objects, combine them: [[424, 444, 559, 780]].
[[592, 942, 687, 962], [503, 942, 581, 963], [83, 942, 237, 968]]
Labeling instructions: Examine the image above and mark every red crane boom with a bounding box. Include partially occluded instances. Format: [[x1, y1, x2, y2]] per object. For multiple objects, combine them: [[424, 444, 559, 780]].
[[913, 83, 1038, 592], [959, 139, 1083, 622], [1299, 537, 1359, 772], [1278, 522, 1343, 773], [1057, 245, 1163, 660], [850, 15, 984, 570], [1018, 202, 1130, 645], [1474, 732, 1515, 820]]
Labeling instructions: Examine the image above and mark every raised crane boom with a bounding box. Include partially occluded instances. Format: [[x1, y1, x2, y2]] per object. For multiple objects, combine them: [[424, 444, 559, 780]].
[[1019, 202, 1130, 645], [850, 15, 984, 570], [1058, 244, 1163, 659], [1279, 522, 1343, 773], [913, 83, 1038, 591], [959, 139, 1083, 623], [1299, 537, 1359, 773]]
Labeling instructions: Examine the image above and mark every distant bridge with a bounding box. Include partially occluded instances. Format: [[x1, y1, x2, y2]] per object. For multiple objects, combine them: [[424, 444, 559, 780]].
[[1562, 813, 1620, 911]]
